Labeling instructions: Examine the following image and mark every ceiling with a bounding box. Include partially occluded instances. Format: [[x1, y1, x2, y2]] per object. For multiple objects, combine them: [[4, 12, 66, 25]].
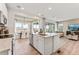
[[6, 3, 79, 22]]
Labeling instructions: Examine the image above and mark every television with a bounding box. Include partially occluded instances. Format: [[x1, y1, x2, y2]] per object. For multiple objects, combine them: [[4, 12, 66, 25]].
[[68, 24, 79, 31]]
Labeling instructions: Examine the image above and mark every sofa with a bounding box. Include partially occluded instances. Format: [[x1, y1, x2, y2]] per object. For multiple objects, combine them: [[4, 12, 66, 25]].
[[66, 31, 79, 41]]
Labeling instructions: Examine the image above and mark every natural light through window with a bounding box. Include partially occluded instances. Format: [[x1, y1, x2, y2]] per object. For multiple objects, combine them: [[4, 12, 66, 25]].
[[15, 22, 28, 29], [15, 22, 22, 28], [23, 24, 28, 29], [33, 24, 39, 29]]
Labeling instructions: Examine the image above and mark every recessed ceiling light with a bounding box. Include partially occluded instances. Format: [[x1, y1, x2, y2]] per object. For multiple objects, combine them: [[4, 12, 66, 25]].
[[21, 7, 24, 10], [48, 7, 52, 10], [17, 5, 24, 10], [38, 13, 41, 16]]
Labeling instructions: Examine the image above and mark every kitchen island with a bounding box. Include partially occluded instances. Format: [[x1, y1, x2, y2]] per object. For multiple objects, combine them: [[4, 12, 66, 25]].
[[32, 33, 61, 55]]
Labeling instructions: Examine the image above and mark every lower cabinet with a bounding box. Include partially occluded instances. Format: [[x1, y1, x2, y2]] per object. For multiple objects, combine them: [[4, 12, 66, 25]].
[[44, 37, 53, 54], [38, 37, 44, 54], [33, 35, 38, 50], [53, 35, 60, 52], [33, 35, 54, 55], [0, 49, 9, 55], [33, 34, 60, 55], [33, 35, 44, 54]]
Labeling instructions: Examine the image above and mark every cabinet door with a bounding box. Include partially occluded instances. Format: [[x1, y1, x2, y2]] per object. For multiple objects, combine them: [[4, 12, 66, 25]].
[[44, 37, 53, 55], [0, 50, 9, 55], [54, 35, 60, 52], [38, 37, 44, 54], [33, 35, 38, 49]]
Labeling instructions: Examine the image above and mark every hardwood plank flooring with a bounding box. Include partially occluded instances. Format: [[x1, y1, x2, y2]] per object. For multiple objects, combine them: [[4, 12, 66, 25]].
[[14, 39, 39, 55], [13, 37, 79, 55], [56, 39, 79, 55]]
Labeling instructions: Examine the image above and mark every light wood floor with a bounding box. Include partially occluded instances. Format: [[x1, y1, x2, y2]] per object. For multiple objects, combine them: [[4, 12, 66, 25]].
[[14, 39, 39, 55], [56, 39, 79, 55], [13, 38, 79, 55]]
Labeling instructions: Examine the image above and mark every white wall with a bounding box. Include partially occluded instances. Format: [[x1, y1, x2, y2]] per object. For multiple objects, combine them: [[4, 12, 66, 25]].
[[7, 10, 15, 34], [0, 3, 8, 19], [7, 10, 32, 34]]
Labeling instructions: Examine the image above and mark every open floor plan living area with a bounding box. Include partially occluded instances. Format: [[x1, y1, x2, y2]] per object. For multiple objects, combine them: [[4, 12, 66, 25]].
[[1, 3, 79, 55]]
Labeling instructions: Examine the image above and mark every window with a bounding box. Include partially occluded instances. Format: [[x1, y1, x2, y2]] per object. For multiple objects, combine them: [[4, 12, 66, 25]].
[[46, 25, 49, 29], [68, 24, 79, 31], [33, 24, 39, 29], [15, 22, 28, 29], [57, 23, 63, 32], [32, 21, 39, 33], [46, 23, 55, 33], [15, 22, 22, 28], [23, 24, 28, 29]]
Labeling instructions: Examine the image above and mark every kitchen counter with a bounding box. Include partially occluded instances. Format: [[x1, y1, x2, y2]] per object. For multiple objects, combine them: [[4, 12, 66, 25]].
[[0, 34, 13, 38], [32, 33, 58, 37], [0, 38, 12, 55], [32, 33, 61, 55]]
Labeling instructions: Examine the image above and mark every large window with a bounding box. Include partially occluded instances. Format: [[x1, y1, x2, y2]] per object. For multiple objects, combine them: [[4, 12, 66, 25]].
[[15, 22, 22, 28], [33, 24, 39, 29], [57, 23, 63, 32], [68, 24, 79, 31], [23, 24, 28, 29], [15, 22, 28, 29], [46, 23, 55, 33], [32, 21, 40, 33]]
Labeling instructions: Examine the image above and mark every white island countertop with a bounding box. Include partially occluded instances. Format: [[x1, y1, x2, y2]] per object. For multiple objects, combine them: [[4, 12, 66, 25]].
[[32, 33, 58, 37], [0, 38, 12, 52]]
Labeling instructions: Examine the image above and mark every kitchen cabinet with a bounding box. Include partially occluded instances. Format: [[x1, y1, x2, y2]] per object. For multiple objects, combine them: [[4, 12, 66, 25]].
[[0, 38, 12, 55], [33, 33, 60, 55], [44, 37, 53, 54], [53, 35, 60, 52], [0, 49, 9, 55], [33, 35, 44, 54], [33, 35, 38, 49], [37, 36, 44, 54]]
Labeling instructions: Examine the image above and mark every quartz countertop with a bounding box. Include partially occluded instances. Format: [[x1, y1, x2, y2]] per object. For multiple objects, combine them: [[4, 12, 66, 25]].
[[32, 33, 58, 37]]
